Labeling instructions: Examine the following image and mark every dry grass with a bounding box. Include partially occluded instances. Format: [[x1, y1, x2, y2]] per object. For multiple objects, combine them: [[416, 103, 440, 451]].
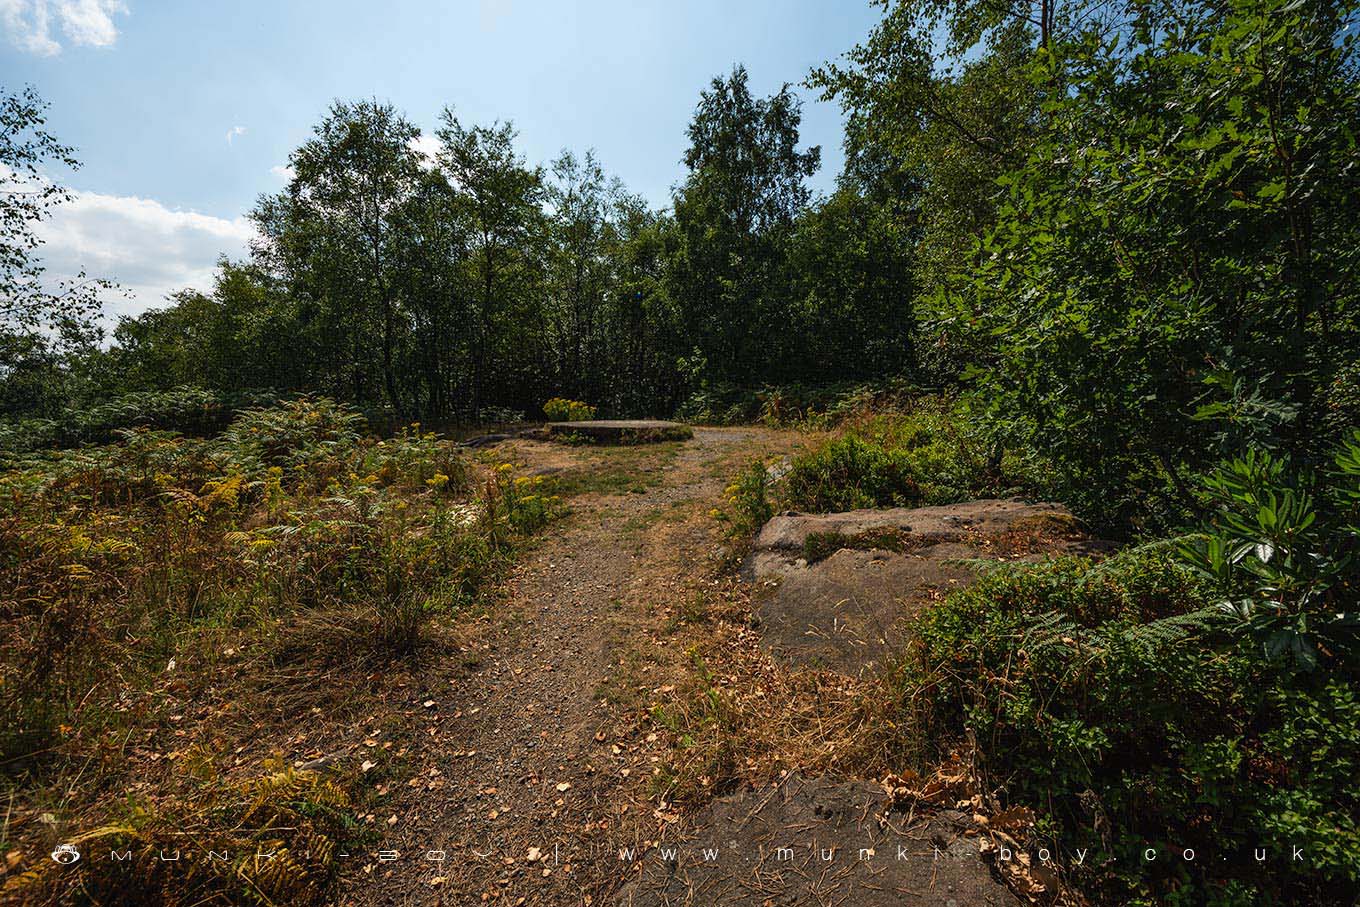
[[646, 577, 916, 809], [0, 399, 558, 905]]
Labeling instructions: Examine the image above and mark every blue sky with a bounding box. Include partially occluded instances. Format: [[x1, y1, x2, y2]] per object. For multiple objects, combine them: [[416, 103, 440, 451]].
[[1, 0, 884, 320]]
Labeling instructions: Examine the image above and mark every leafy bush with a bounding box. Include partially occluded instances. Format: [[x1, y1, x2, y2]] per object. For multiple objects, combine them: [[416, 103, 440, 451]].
[[674, 379, 927, 427], [713, 459, 773, 541], [932, 0, 1360, 538], [482, 463, 564, 536], [221, 396, 366, 474], [543, 397, 596, 422], [908, 547, 1360, 905], [1180, 435, 1360, 669], [1324, 363, 1360, 439], [782, 401, 1005, 512], [784, 435, 922, 510], [358, 423, 471, 495]]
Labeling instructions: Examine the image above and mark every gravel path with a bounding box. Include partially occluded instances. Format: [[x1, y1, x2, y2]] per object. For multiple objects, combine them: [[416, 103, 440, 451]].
[[342, 427, 798, 907]]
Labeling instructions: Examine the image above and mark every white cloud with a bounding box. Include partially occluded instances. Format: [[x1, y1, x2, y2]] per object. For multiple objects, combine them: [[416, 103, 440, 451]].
[[0, 0, 59, 54], [409, 133, 440, 161], [0, 0, 127, 55], [270, 164, 295, 181], [408, 134, 441, 173], [56, 0, 122, 45], [32, 186, 255, 321], [226, 125, 247, 146]]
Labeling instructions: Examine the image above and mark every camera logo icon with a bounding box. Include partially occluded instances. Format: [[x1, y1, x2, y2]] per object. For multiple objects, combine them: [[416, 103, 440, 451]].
[[50, 844, 81, 865]]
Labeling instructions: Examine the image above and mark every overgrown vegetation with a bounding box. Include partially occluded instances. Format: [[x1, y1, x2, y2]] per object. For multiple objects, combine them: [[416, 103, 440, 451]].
[[1180, 436, 1360, 670], [0, 398, 558, 904], [542, 397, 597, 422], [9, 761, 359, 906], [716, 397, 1025, 536], [907, 544, 1358, 905], [0, 386, 281, 458]]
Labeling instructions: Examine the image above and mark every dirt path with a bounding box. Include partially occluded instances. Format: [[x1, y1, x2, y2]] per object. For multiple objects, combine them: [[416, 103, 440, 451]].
[[342, 427, 805, 907]]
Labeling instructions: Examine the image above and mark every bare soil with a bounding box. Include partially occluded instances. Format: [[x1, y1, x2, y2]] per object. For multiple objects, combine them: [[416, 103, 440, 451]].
[[341, 427, 806, 906]]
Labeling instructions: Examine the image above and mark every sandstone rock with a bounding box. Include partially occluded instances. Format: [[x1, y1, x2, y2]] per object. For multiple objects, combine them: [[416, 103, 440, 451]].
[[617, 774, 1021, 907], [744, 499, 1108, 674]]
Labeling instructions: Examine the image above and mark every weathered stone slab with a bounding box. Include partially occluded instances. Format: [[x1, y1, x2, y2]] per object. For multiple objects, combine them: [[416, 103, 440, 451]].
[[617, 774, 1021, 907], [744, 499, 1107, 674]]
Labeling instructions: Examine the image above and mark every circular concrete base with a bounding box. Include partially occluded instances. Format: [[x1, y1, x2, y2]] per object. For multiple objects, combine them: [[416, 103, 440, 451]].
[[545, 420, 693, 445]]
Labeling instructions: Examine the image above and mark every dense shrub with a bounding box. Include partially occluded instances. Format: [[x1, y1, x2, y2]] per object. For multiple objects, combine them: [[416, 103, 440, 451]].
[[782, 401, 1008, 511], [0, 386, 279, 456], [1180, 434, 1360, 669], [543, 397, 596, 422], [784, 435, 922, 510], [220, 396, 366, 472], [931, 0, 1360, 537], [908, 548, 1360, 905], [0, 399, 551, 767], [674, 379, 927, 427], [713, 459, 773, 541]]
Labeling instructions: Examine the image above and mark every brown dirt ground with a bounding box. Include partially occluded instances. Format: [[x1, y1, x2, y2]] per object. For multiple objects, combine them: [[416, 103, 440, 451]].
[[339, 427, 811, 907]]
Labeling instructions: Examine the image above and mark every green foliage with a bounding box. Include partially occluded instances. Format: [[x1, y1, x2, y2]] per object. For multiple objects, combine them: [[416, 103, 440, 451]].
[[909, 547, 1360, 904], [667, 66, 823, 389], [542, 397, 597, 422], [782, 401, 1002, 511], [360, 423, 471, 495], [784, 435, 922, 511], [0, 386, 279, 457], [1324, 361, 1360, 438], [485, 464, 564, 535], [0, 86, 110, 346], [713, 459, 773, 541], [0, 399, 550, 770], [1179, 436, 1360, 669], [676, 379, 926, 428], [6, 71, 920, 427], [808, 0, 1038, 305], [931, 0, 1360, 531], [221, 396, 366, 473]]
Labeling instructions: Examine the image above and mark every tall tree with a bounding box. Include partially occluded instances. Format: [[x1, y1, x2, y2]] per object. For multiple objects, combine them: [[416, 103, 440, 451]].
[[392, 168, 474, 419], [544, 149, 620, 402], [949, 0, 1360, 526], [809, 2, 1047, 305], [256, 99, 423, 414], [435, 112, 546, 416], [0, 85, 111, 417], [669, 65, 820, 385]]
